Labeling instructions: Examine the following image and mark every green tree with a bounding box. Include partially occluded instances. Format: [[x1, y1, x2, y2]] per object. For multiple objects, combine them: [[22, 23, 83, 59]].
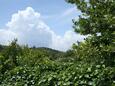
[[67, 0, 115, 66], [67, 0, 115, 45], [1, 39, 22, 73]]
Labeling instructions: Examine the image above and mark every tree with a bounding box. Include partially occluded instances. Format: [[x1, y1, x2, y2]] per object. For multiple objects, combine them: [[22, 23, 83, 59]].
[[66, 0, 115, 66], [1, 39, 22, 73], [66, 0, 115, 45]]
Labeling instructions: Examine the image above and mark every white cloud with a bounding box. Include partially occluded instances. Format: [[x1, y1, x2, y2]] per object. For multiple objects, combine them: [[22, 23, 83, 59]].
[[0, 29, 17, 45], [42, 7, 80, 20], [0, 7, 85, 51], [52, 30, 85, 51], [61, 7, 77, 17], [3, 7, 53, 47]]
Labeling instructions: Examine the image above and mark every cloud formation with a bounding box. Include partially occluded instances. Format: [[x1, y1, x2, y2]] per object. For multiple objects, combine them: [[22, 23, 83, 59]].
[[61, 7, 77, 17], [0, 7, 85, 51], [52, 30, 85, 51], [1, 7, 53, 48]]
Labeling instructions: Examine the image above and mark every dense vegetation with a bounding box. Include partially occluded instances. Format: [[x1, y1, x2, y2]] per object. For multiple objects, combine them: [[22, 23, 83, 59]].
[[0, 0, 115, 86]]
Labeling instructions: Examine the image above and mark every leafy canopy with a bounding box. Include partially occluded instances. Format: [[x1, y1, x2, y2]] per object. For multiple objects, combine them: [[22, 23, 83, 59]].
[[67, 0, 115, 45]]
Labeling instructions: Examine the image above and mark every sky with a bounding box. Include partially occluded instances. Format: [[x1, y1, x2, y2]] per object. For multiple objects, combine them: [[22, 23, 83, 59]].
[[0, 0, 85, 51]]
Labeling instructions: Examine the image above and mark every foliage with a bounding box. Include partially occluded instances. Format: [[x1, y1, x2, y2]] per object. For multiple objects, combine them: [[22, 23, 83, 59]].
[[72, 36, 115, 66], [0, 58, 115, 86], [0, 42, 114, 86], [66, 0, 115, 50], [0, 39, 22, 74]]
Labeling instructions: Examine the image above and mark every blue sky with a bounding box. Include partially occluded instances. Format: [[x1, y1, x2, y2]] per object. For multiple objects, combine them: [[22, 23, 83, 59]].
[[0, 0, 84, 51], [0, 0, 80, 35]]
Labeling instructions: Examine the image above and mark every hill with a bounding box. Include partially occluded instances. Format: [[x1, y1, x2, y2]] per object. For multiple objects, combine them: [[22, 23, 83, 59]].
[[31, 47, 65, 60]]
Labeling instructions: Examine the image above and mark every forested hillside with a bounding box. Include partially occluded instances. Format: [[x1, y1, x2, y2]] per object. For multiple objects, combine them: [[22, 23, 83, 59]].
[[0, 0, 115, 86]]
